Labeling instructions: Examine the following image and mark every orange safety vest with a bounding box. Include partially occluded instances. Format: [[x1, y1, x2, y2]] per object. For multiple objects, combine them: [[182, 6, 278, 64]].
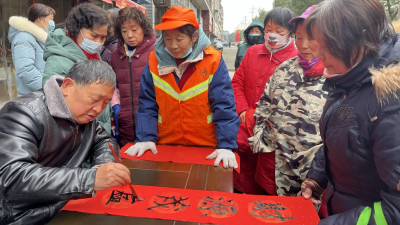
[[148, 46, 222, 147]]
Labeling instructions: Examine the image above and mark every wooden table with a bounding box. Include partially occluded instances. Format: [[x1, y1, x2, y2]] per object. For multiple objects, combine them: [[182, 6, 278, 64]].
[[48, 159, 233, 225]]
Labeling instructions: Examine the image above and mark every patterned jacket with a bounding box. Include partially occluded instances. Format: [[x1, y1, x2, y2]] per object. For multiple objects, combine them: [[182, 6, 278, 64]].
[[249, 57, 327, 196]]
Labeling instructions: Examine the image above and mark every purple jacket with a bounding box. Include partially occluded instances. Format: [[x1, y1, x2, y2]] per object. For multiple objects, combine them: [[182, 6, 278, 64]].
[[110, 34, 156, 146], [101, 37, 118, 64]]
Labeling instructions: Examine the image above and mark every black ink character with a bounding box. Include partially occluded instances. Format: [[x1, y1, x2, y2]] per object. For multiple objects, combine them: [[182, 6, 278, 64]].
[[198, 196, 238, 217], [106, 190, 137, 205], [250, 200, 294, 222], [147, 195, 191, 211]]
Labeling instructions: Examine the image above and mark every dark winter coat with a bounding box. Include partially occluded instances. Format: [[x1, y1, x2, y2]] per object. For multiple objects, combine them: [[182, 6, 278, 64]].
[[0, 76, 118, 224], [307, 34, 400, 224], [100, 36, 118, 64], [110, 35, 156, 146], [234, 21, 264, 70]]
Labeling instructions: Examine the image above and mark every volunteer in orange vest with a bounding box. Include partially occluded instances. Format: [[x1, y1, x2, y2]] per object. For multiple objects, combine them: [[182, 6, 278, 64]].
[[124, 6, 240, 168]]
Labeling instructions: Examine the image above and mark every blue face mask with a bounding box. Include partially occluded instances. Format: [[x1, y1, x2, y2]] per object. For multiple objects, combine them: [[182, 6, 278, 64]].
[[40, 18, 55, 33], [46, 19, 55, 32], [165, 46, 193, 59], [80, 30, 104, 54]]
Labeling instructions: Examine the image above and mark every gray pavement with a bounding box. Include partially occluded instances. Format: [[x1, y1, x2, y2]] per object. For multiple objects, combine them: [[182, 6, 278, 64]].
[[222, 45, 238, 79]]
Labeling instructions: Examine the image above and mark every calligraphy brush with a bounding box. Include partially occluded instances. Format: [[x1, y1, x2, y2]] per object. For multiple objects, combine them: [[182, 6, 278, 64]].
[[107, 142, 145, 201]]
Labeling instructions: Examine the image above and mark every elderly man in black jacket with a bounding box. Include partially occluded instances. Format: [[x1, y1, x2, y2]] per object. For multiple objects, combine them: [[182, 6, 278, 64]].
[[0, 60, 131, 224]]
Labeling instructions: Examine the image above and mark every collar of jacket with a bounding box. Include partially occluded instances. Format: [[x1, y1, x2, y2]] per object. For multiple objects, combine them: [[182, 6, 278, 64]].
[[8, 16, 47, 44], [43, 75, 75, 122], [258, 39, 295, 63], [116, 34, 156, 59], [157, 50, 205, 78], [323, 56, 385, 92]]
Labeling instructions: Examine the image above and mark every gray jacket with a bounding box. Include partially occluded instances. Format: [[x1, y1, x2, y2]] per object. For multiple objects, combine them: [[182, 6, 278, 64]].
[[0, 76, 119, 224], [8, 16, 48, 97]]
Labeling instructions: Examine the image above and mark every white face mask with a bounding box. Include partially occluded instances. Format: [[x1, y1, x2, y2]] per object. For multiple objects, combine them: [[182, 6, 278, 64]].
[[264, 31, 290, 49], [79, 30, 104, 54]]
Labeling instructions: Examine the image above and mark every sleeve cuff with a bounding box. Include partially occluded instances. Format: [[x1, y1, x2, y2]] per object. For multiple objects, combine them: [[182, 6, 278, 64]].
[[301, 178, 325, 199]]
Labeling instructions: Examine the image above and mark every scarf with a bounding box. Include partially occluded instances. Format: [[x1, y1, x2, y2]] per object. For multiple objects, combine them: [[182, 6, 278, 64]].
[[298, 53, 320, 75]]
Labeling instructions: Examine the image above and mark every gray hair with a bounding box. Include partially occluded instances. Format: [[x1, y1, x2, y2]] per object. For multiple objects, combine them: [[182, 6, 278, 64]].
[[66, 60, 116, 88], [107, 8, 120, 26]]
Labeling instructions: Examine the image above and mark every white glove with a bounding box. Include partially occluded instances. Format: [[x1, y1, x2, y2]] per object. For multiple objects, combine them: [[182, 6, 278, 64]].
[[124, 141, 158, 157], [206, 149, 238, 169]]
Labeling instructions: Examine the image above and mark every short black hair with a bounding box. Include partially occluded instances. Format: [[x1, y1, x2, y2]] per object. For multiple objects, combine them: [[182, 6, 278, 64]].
[[264, 7, 294, 33], [66, 59, 116, 88], [27, 3, 55, 22], [65, 3, 109, 38]]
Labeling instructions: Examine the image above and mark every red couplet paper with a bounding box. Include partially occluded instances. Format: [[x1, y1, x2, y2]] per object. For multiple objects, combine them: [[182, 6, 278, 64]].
[[63, 185, 319, 225], [120, 144, 241, 173]]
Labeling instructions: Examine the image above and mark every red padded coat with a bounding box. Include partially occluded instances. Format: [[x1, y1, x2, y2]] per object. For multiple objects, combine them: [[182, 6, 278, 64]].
[[232, 42, 297, 194]]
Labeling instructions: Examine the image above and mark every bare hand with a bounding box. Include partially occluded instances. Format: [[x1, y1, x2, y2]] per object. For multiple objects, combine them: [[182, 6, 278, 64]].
[[302, 187, 322, 205], [94, 162, 131, 191], [239, 111, 246, 123]]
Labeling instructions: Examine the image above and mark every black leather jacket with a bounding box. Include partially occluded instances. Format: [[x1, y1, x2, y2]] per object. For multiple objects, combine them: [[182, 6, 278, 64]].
[[0, 83, 119, 224]]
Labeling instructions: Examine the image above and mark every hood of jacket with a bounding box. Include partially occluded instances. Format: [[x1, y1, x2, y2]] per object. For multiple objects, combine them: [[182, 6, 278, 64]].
[[244, 21, 264, 44], [371, 34, 400, 104], [43, 28, 87, 62], [371, 61, 400, 105], [8, 16, 48, 44], [154, 27, 211, 73]]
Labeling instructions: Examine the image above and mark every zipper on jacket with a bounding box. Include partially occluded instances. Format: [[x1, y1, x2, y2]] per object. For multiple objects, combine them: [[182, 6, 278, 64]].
[[128, 53, 135, 132]]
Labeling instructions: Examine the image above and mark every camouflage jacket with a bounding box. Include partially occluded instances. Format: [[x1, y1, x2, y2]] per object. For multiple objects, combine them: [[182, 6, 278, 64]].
[[248, 57, 328, 196]]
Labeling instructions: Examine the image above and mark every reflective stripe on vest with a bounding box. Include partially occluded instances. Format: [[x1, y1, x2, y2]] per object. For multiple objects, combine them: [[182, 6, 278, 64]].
[[374, 202, 388, 225], [207, 113, 213, 124], [158, 114, 162, 124], [356, 207, 371, 225], [151, 71, 214, 102], [356, 202, 388, 225]]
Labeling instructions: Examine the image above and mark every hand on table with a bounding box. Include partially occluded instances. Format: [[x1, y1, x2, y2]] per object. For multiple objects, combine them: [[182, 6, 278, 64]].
[[94, 162, 131, 191], [206, 149, 238, 169], [124, 141, 158, 157]]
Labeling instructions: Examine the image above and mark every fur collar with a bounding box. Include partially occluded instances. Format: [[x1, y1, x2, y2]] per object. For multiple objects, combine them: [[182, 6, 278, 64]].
[[371, 62, 400, 105], [9, 16, 47, 44], [43, 76, 75, 121]]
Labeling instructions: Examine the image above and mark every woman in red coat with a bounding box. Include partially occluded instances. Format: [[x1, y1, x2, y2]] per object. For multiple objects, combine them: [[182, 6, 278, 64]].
[[232, 7, 298, 194], [110, 7, 156, 146]]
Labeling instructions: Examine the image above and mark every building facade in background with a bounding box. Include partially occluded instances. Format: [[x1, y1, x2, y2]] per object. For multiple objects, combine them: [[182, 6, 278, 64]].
[[0, 0, 224, 107]]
